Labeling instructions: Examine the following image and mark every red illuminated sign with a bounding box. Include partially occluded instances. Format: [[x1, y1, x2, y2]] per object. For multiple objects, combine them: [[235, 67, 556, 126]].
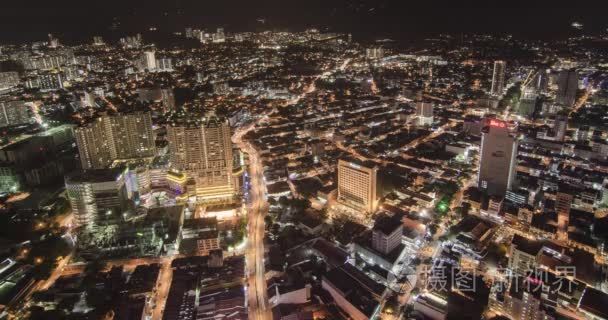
[[489, 119, 506, 128], [526, 276, 542, 287]]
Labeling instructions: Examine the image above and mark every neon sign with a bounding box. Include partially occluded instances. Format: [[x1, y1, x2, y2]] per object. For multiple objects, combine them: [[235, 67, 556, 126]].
[[489, 119, 506, 128]]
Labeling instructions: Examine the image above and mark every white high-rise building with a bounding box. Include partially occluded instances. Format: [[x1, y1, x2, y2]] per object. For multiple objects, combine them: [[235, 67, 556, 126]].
[[478, 119, 517, 196], [156, 57, 173, 71], [93, 36, 104, 46], [366, 47, 384, 60], [213, 28, 226, 43], [416, 102, 434, 126], [142, 50, 156, 71], [490, 60, 506, 96], [65, 168, 131, 228]]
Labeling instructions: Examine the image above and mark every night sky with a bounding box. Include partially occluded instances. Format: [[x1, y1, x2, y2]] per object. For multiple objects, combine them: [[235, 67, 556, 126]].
[[1, 0, 606, 43]]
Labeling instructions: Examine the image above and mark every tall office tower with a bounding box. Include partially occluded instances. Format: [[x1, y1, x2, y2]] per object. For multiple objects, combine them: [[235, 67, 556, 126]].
[[156, 57, 173, 71], [75, 112, 155, 169], [416, 102, 434, 126], [213, 28, 226, 43], [48, 34, 59, 48], [120, 34, 143, 49], [0, 100, 33, 128], [185, 27, 194, 38], [555, 186, 573, 242], [533, 69, 550, 93], [161, 88, 176, 112], [366, 47, 384, 60], [490, 60, 506, 96], [337, 159, 378, 214], [166, 113, 234, 201], [65, 168, 132, 228], [142, 50, 157, 71], [553, 115, 568, 142], [518, 92, 538, 118], [92, 36, 104, 46], [556, 69, 579, 106], [372, 214, 403, 255], [478, 119, 518, 197]]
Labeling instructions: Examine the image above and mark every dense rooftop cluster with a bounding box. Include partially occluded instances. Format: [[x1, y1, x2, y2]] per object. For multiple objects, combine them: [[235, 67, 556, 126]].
[[0, 27, 608, 320]]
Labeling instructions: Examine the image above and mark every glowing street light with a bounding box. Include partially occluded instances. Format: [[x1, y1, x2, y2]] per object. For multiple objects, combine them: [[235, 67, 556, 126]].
[[437, 201, 449, 214]]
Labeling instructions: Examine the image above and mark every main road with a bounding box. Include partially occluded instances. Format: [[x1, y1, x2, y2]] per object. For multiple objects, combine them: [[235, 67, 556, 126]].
[[149, 257, 173, 320], [235, 57, 352, 320], [234, 125, 272, 320]]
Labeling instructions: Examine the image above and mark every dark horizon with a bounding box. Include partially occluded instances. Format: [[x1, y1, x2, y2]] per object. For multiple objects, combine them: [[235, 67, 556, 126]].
[[1, 0, 607, 44]]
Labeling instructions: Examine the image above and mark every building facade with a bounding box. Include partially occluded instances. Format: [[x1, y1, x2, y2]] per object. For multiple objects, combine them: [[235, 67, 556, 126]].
[[371, 215, 403, 255], [337, 159, 378, 214], [556, 69, 578, 107], [416, 102, 434, 126], [75, 112, 155, 169], [478, 119, 518, 196], [65, 168, 132, 228], [166, 114, 234, 202], [491, 60, 506, 96], [0, 100, 33, 128]]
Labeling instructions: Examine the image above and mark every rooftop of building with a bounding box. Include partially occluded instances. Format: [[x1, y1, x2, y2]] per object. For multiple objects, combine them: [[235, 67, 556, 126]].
[[310, 238, 349, 268], [372, 213, 403, 236], [267, 180, 291, 195], [267, 274, 308, 297], [151, 154, 170, 168], [205, 203, 240, 212], [580, 287, 608, 319], [297, 211, 325, 230], [183, 217, 218, 230], [125, 263, 160, 294], [338, 156, 378, 170], [65, 167, 125, 183], [509, 269, 579, 301], [323, 264, 382, 318], [165, 109, 228, 128], [353, 231, 405, 265], [272, 304, 313, 320], [511, 234, 543, 256], [197, 285, 247, 319], [0, 259, 34, 306]]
